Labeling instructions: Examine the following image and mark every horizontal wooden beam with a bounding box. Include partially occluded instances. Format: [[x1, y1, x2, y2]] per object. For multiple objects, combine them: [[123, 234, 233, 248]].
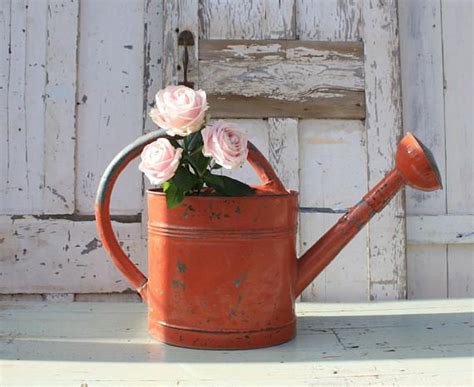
[[199, 40, 365, 119], [0, 216, 144, 293], [407, 215, 474, 245]]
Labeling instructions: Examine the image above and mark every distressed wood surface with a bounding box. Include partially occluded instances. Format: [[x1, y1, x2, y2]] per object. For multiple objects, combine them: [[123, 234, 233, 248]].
[[75, 0, 145, 215], [143, 0, 163, 134], [399, 0, 447, 215], [442, 0, 474, 216], [43, 0, 79, 213], [1, 300, 472, 386], [268, 118, 299, 192], [441, 0, 474, 300], [363, 0, 406, 301], [299, 120, 368, 301], [400, 0, 473, 299], [2, 0, 470, 301], [198, 3, 300, 195], [407, 215, 474, 245], [407, 245, 448, 299], [162, 0, 199, 87], [0, 0, 78, 215], [198, 0, 295, 40], [448, 245, 473, 298], [399, 0, 449, 302], [199, 40, 365, 119], [0, 216, 145, 293], [296, 0, 362, 42], [295, 1, 370, 302]]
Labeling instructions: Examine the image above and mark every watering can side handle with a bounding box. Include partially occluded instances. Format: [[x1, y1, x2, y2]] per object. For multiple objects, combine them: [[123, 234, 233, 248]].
[[95, 130, 166, 302], [95, 131, 286, 303], [247, 142, 287, 194]]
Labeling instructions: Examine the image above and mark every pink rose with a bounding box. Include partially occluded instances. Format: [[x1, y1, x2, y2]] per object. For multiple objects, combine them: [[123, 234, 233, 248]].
[[138, 138, 183, 185], [202, 120, 248, 169], [149, 85, 208, 136]]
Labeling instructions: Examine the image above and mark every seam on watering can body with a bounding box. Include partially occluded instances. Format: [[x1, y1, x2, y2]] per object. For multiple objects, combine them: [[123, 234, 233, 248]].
[[155, 319, 297, 334], [147, 224, 297, 240]]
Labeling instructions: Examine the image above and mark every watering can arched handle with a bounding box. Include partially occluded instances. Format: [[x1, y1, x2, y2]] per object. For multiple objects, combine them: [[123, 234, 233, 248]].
[[95, 130, 286, 302]]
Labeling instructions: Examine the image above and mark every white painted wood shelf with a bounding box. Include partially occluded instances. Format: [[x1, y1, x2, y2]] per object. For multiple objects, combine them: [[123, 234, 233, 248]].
[[1, 300, 473, 386]]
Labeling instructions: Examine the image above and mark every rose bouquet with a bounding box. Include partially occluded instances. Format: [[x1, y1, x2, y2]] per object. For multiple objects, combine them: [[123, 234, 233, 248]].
[[139, 85, 254, 208]]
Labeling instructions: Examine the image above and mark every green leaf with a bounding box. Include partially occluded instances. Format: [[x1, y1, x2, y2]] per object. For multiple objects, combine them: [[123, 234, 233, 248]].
[[186, 131, 203, 152], [190, 149, 211, 175], [203, 173, 225, 191], [162, 180, 171, 192], [204, 174, 255, 196], [183, 135, 190, 150], [173, 166, 199, 193], [164, 181, 185, 209], [211, 163, 223, 170]]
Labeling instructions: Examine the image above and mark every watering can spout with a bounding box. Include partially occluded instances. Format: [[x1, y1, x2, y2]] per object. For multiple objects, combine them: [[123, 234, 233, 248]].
[[295, 133, 442, 296]]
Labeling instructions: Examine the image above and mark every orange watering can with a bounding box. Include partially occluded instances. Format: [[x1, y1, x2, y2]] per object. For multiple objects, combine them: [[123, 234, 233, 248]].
[[96, 131, 441, 349]]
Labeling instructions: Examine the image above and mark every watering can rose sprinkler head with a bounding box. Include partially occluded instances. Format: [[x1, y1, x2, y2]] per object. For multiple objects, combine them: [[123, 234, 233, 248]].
[[295, 132, 442, 295]]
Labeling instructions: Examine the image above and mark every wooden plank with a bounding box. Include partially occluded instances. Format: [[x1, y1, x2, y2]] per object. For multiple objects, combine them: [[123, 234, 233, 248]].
[[21, 0, 48, 214], [199, 40, 364, 119], [199, 40, 363, 61], [75, 0, 145, 215], [1, 0, 35, 214], [42, 0, 78, 213], [442, 0, 473, 299], [74, 293, 141, 303], [399, 0, 447, 215], [198, 0, 295, 40], [448, 245, 474, 298], [143, 0, 163, 134], [141, 0, 164, 254], [442, 0, 474, 215], [296, 0, 363, 42], [0, 1, 9, 212], [0, 300, 472, 385], [399, 0, 448, 301], [298, 120, 367, 209], [299, 120, 368, 301], [268, 118, 299, 192], [162, 0, 199, 87], [296, 2, 367, 302], [300, 213, 369, 302], [407, 245, 447, 299], [198, 1, 298, 185], [407, 245, 448, 300], [407, 215, 474, 245], [0, 0, 46, 214], [0, 216, 144, 293], [268, 118, 300, 271], [0, 0, 78, 215], [363, 0, 406, 300]]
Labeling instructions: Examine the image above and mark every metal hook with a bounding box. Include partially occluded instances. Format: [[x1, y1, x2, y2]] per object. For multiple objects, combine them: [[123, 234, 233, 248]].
[[178, 30, 195, 89]]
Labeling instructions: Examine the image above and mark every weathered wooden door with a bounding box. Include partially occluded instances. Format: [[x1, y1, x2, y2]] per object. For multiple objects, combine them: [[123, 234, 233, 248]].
[[1, 0, 405, 301], [400, 0, 474, 298], [163, 0, 405, 301]]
